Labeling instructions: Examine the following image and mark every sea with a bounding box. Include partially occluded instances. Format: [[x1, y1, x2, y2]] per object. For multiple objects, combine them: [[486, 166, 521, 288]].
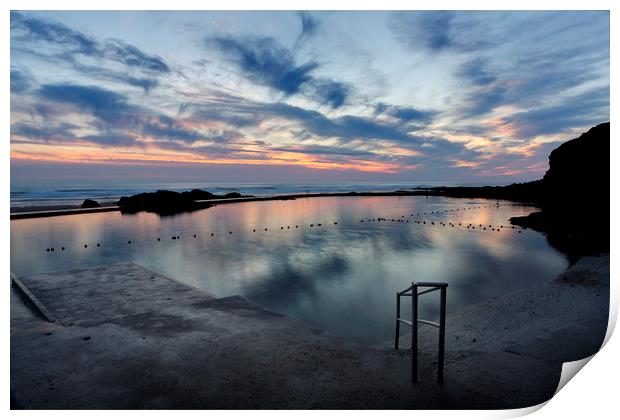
[[10, 181, 505, 211]]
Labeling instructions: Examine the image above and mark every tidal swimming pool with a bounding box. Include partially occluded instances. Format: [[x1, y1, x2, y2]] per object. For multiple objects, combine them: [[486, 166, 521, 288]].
[[10, 196, 567, 345]]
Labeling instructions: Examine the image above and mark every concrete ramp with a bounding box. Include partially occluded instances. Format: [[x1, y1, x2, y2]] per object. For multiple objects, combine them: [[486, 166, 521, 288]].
[[15, 263, 215, 326], [12, 262, 474, 409]]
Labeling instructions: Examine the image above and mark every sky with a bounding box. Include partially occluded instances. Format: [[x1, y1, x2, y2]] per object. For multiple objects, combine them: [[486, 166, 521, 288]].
[[10, 10, 610, 185]]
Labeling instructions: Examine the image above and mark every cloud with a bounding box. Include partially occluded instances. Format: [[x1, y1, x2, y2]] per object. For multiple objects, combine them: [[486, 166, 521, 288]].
[[299, 12, 319, 39], [457, 58, 496, 86], [10, 67, 34, 93], [448, 12, 609, 121], [375, 103, 436, 124], [78, 133, 140, 147], [460, 85, 507, 119], [310, 80, 351, 108], [294, 11, 320, 49], [391, 11, 492, 53], [11, 11, 609, 181], [271, 145, 377, 158], [37, 84, 134, 124], [209, 34, 352, 108], [25, 83, 253, 154], [182, 92, 447, 160], [11, 11, 99, 55], [499, 87, 609, 138], [104, 39, 170, 73], [17, 79, 481, 176], [140, 115, 202, 143], [11, 122, 78, 143], [211, 36, 317, 95], [70, 62, 159, 92], [264, 102, 413, 143], [11, 12, 170, 92]]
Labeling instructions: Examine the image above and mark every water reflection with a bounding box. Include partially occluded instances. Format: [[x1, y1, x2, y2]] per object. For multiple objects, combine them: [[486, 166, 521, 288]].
[[10, 196, 567, 345]]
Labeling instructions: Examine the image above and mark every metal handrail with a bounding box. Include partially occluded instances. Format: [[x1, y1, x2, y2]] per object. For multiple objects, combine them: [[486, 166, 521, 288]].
[[395, 282, 448, 384]]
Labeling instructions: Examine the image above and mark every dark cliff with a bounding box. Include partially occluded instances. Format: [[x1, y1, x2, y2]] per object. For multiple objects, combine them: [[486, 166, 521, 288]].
[[510, 122, 610, 261]]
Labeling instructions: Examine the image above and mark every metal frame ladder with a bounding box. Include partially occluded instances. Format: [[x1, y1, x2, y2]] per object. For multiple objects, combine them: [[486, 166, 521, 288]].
[[395, 282, 448, 384]]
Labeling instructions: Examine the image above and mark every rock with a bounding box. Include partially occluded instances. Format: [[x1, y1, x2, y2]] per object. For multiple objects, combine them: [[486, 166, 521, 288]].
[[509, 123, 610, 262], [181, 189, 216, 201], [81, 199, 101, 208], [117, 190, 198, 215], [223, 192, 243, 199], [117, 189, 251, 216], [411, 122, 609, 262], [543, 122, 609, 206]]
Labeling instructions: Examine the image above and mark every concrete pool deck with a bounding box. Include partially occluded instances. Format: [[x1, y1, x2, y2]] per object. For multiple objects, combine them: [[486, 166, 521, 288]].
[[10, 257, 610, 409]]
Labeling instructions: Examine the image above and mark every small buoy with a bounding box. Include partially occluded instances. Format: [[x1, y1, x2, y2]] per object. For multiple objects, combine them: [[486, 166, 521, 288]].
[[46, 248, 50, 252], [50, 247, 54, 252], [311, 224, 314, 227], [97, 243, 100, 247], [253, 229, 256, 232], [295, 225, 298, 228], [61, 247, 65, 251], [172, 236, 175, 240], [211, 233, 214, 236], [317, 223, 321, 227], [157, 238, 161, 241], [281, 227, 284, 230], [287, 226, 290, 229], [265, 228, 268, 231], [84, 244, 88, 248], [128, 240, 132, 244], [193, 234, 197, 238], [334, 222, 337, 225], [229, 231, 232, 235]]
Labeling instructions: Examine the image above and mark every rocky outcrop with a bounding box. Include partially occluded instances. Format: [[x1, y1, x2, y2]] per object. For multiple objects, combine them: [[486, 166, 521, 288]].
[[421, 122, 609, 262], [510, 122, 610, 262], [541, 122, 609, 210], [81, 199, 101, 208], [117, 189, 252, 216]]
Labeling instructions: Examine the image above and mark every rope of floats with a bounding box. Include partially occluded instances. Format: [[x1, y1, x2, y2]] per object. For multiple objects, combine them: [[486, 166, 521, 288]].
[[43, 203, 534, 252]]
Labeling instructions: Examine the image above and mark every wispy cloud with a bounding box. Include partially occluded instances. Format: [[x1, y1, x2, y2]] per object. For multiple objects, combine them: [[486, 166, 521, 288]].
[[11, 11, 171, 93], [210, 36, 318, 95], [9, 11, 610, 182], [294, 11, 320, 49], [391, 11, 493, 53], [209, 31, 353, 109]]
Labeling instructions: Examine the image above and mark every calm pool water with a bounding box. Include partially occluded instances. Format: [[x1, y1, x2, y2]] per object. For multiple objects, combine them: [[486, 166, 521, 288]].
[[10, 196, 567, 345]]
